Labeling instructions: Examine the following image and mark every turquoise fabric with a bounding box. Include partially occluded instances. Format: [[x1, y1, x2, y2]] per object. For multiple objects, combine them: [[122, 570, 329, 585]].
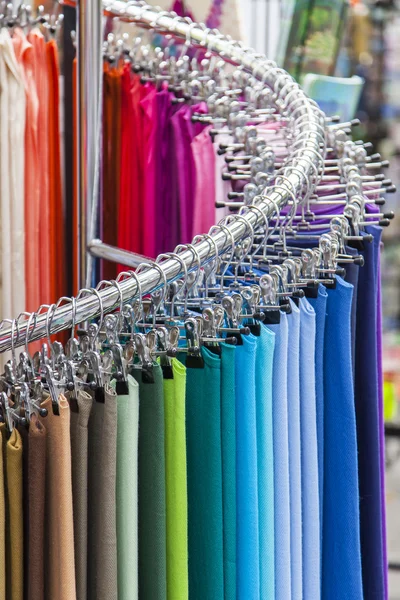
[[185, 347, 224, 599], [255, 325, 276, 600], [220, 343, 237, 600], [235, 334, 259, 600]]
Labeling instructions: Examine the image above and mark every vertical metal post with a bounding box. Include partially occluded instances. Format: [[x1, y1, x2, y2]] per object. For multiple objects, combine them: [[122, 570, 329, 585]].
[[76, 0, 103, 290]]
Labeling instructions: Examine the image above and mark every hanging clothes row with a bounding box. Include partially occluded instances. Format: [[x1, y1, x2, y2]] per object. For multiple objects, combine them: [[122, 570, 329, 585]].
[[100, 59, 229, 280], [0, 17, 65, 323], [0, 217, 388, 600], [0, 4, 395, 600]]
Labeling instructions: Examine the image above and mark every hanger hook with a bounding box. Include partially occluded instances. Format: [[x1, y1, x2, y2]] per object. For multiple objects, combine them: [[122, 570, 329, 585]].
[[45, 304, 57, 352]]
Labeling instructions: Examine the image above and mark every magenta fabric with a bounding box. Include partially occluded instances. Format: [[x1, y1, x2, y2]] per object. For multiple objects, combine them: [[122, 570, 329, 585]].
[[171, 103, 207, 244], [155, 87, 180, 254], [140, 83, 157, 257], [192, 126, 216, 238]]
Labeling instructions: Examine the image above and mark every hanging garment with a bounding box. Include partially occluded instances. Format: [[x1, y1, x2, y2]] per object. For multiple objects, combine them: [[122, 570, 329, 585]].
[[376, 233, 388, 600], [129, 74, 146, 255], [28, 28, 51, 305], [0, 28, 26, 324], [220, 343, 237, 600], [267, 313, 291, 600], [255, 325, 276, 600], [112, 375, 139, 600], [1, 426, 23, 600], [355, 229, 385, 600], [307, 284, 328, 547], [191, 126, 216, 240], [26, 416, 46, 600], [322, 277, 363, 600], [87, 387, 118, 600], [344, 245, 360, 377], [39, 396, 76, 600], [132, 364, 167, 600], [171, 103, 207, 244], [12, 28, 40, 313], [299, 297, 320, 599], [162, 358, 189, 600], [184, 347, 224, 600], [155, 87, 177, 255], [118, 66, 135, 259], [46, 39, 65, 303], [70, 390, 93, 600], [140, 83, 157, 258], [235, 334, 259, 600], [102, 64, 122, 280], [16, 423, 29, 600], [286, 300, 302, 600]]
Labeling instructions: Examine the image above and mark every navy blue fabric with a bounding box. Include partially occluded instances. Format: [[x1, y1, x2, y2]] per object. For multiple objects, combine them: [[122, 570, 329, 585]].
[[355, 229, 385, 600], [322, 277, 363, 600]]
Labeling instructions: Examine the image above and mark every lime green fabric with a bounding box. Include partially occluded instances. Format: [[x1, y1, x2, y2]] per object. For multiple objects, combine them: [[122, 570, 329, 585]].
[[112, 375, 140, 600], [163, 358, 188, 600]]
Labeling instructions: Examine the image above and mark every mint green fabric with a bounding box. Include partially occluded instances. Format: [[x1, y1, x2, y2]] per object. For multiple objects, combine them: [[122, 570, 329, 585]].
[[112, 375, 139, 600], [132, 364, 167, 600], [163, 358, 189, 600]]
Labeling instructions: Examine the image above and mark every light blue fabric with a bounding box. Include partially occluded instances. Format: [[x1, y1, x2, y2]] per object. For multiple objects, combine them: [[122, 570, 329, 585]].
[[286, 300, 302, 600], [235, 334, 260, 600], [299, 298, 321, 599], [322, 277, 363, 600], [267, 313, 291, 600], [255, 325, 276, 600], [235, 334, 259, 600], [307, 285, 327, 544], [221, 342, 237, 600]]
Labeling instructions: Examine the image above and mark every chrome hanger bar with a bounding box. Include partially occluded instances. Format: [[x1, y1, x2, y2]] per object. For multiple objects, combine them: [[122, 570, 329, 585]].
[[0, 1, 324, 352]]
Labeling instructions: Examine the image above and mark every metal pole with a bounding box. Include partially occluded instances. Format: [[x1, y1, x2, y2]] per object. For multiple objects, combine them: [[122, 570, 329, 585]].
[[76, 0, 103, 290]]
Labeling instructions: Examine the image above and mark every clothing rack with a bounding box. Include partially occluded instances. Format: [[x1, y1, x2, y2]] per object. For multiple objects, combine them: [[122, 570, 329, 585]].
[[0, 0, 326, 354]]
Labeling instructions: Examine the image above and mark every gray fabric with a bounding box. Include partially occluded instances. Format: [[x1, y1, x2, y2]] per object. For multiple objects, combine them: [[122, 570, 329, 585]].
[[70, 390, 93, 600], [87, 386, 118, 600]]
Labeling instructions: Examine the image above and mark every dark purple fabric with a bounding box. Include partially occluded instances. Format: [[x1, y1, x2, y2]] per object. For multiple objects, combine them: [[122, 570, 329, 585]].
[[355, 228, 385, 600], [155, 88, 176, 254]]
